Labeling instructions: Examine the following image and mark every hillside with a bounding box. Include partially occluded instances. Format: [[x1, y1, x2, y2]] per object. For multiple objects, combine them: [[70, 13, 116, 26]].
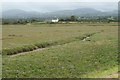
[[2, 8, 118, 19]]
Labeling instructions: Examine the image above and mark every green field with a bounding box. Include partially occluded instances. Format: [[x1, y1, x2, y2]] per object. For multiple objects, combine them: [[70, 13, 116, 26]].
[[2, 23, 118, 78]]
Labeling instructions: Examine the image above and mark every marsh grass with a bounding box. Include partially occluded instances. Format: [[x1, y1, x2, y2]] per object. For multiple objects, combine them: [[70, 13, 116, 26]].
[[2, 23, 118, 78], [2, 32, 96, 55]]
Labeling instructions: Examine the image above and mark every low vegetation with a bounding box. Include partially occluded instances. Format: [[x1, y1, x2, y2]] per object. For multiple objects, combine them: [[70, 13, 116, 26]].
[[2, 32, 98, 55], [2, 23, 118, 78]]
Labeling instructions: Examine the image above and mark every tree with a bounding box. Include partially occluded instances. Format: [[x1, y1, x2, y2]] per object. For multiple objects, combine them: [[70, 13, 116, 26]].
[[70, 15, 76, 21]]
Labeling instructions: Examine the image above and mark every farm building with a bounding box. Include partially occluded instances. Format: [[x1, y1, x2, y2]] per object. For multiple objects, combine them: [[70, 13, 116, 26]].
[[52, 18, 59, 23]]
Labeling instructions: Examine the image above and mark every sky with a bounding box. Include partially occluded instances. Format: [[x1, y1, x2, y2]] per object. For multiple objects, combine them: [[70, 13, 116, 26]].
[[1, 0, 118, 13], [1, 0, 119, 2]]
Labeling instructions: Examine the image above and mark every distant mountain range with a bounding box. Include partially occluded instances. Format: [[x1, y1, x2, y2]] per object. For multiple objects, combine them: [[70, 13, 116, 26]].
[[2, 8, 118, 19]]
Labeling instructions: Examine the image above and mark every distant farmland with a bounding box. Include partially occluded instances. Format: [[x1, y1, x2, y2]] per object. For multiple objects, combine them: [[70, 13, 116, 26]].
[[2, 23, 118, 78]]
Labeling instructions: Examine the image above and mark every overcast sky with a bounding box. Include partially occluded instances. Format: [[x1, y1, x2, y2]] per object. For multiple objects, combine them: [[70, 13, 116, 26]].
[[1, 0, 119, 2], [2, 0, 118, 13]]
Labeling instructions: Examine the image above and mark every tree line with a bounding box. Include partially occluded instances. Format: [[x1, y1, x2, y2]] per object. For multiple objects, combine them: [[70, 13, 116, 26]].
[[2, 15, 118, 25]]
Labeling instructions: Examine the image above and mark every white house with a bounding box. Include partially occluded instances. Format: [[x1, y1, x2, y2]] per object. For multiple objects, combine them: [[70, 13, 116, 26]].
[[52, 18, 59, 23]]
